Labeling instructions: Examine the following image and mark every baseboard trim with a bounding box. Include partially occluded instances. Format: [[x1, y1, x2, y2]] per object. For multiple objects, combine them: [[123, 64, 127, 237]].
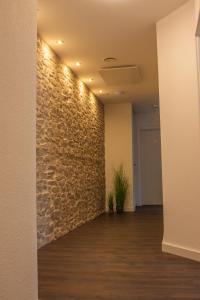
[[162, 241, 200, 262], [124, 208, 135, 212], [105, 208, 135, 213]]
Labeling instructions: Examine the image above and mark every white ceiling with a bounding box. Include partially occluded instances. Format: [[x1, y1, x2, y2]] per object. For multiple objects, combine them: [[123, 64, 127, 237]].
[[38, 0, 187, 104]]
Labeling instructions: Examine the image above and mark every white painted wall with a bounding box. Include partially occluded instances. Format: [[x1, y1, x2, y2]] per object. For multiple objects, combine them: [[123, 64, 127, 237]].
[[195, 0, 200, 93], [157, 0, 200, 261], [195, 0, 200, 22], [105, 103, 135, 212], [133, 110, 161, 205], [0, 1, 38, 299]]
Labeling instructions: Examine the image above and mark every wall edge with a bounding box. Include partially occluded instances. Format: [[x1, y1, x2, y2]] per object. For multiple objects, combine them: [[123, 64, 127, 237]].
[[162, 241, 200, 262]]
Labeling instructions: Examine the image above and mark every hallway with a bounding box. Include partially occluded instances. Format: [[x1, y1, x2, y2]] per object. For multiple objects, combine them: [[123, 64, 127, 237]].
[[38, 207, 200, 300]]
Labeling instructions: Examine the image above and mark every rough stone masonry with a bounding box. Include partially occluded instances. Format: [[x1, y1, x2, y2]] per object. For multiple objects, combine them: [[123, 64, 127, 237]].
[[37, 37, 105, 248]]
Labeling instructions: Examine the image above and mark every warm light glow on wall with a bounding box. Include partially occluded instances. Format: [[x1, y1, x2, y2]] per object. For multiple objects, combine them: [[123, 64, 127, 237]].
[[63, 65, 71, 77], [42, 44, 51, 60], [41, 39, 98, 108], [79, 81, 86, 97], [90, 92, 95, 103], [62, 65, 71, 85], [89, 92, 98, 115]]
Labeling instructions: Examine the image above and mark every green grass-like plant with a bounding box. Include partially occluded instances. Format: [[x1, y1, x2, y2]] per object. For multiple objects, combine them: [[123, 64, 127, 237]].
[[114, 165, 128, 213], [108, 192, 114, 213]]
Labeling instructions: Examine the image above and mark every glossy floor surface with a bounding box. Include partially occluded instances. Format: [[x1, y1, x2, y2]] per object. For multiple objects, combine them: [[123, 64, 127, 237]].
[[38, 206, 200, 300]]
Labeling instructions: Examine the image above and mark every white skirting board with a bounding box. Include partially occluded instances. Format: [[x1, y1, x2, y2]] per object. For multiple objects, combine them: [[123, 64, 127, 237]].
[[162, 242, 200, 262]]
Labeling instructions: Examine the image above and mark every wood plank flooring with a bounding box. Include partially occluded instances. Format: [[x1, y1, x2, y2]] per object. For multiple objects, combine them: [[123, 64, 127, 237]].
[[38, 206, 200, 300]]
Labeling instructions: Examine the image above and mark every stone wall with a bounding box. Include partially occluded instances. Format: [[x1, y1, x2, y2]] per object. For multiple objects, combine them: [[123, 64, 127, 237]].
[[37, 38, 105, 248]]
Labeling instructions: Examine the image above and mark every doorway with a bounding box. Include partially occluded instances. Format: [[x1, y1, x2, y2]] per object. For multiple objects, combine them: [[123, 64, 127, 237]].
[[139, 128, 163, 205], [133, 108, 163, 207]]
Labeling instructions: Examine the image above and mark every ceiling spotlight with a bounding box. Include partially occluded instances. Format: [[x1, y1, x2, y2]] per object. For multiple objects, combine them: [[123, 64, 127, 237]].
[[57, 40, 64, 45], [88, 78, 93, 82], [76, 62, 81, 67], [99, 90, 103, 94]]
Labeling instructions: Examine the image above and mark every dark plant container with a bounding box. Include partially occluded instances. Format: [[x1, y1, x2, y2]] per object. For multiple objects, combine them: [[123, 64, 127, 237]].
[[116, 206, 124, 214], [108, 192, 114, 215], [109, 208, 114, 215]]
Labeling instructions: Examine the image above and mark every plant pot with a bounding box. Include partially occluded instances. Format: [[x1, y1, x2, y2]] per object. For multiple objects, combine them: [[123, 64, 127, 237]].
[[108, 209, 114, 215], [116, 207, 124, 214]]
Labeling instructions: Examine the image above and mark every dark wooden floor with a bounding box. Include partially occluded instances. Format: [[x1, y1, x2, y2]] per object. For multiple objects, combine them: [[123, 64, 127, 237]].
[[38, 206, 200, 300]]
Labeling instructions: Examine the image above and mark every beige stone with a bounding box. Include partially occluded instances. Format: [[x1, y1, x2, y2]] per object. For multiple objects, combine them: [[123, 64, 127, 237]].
[[37, 37, 105, 248]]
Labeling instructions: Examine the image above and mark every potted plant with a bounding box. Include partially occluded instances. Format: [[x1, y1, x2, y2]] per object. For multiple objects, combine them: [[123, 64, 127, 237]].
[[114, 165, 128, 214], [108, 192, 114, 214]]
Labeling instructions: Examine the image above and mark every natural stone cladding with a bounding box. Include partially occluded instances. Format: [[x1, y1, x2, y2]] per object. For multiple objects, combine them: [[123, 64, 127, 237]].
[[37, 37, 105, 248]]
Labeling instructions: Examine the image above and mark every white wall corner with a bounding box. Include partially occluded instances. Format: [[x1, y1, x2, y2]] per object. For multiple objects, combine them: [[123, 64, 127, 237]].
[[162, 241, 200, 262], [124, 206, 136, 212], [157, 0, 200, 265], [105, 102, 135, 212]]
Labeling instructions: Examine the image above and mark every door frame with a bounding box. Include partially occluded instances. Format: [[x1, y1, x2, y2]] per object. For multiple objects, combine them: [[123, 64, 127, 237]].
[[196, 21, 200, 103], [136, 127, 160, 207]]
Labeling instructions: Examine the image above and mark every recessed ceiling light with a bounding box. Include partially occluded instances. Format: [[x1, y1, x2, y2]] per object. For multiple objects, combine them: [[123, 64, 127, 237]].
[[99, 90, 103, 94], [88, 78, 93, 82], [76, 62, 81, 67], [57, 40, 64, 45]]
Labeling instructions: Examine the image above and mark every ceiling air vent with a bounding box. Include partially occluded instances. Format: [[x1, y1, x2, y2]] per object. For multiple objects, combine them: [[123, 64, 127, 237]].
[[103, 57, 117, 63], [99, 65, 141, 86]]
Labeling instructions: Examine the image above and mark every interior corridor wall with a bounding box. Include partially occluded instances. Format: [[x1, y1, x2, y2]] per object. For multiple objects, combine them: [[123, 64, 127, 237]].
[[105, 103, 134, 211], [37, 38, 105, 248], [0, 1, 38, 299], [157, 0, 200, 261]]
